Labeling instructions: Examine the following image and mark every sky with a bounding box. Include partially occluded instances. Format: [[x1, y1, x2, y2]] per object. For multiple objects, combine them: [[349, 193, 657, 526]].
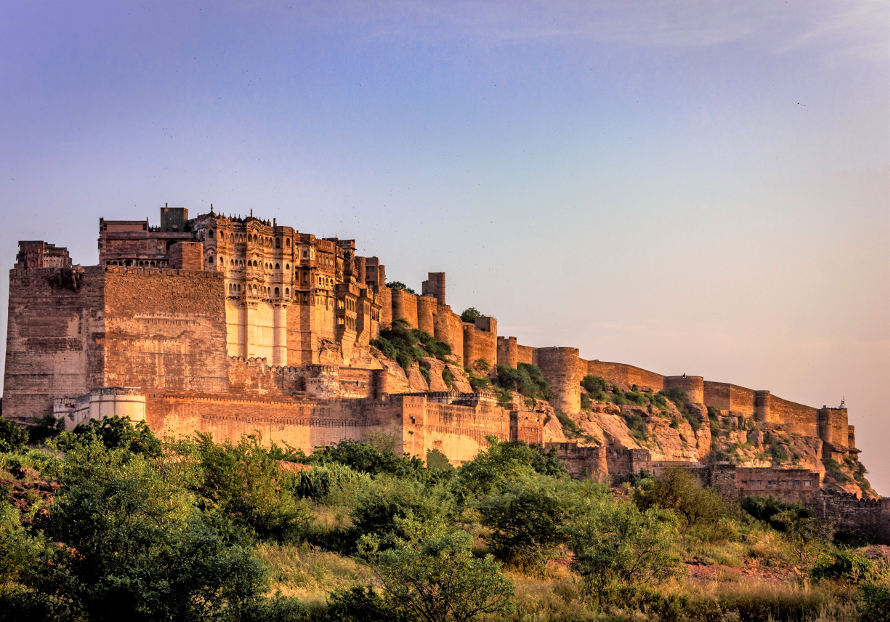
[[1, 1, 888, 491]]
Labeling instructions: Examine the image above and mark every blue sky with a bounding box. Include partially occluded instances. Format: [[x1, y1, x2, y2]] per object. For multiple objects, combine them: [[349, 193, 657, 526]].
[[1, 1, 888, 491]]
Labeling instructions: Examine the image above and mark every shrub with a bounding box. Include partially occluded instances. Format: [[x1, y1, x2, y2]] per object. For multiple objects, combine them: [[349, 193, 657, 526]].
[[634, 468, 725, 530], [345, 518, 514, 622], [371, 319, 452, 371], [620, 412, 649, 443], [350, 477, 455, 542], [442, 366, 454, 388], [307, 439, 429, 481], [811, 550, 877, 584], [426, 449, 453, 472], [193, 434, 314, 542], [27, 414, 65, 445], [0, 419, 27, 453], [27, 436, 270, 621], [459, 307, 481, 323], [580, 393, 591, 410], [859, 580, 890, 622], [386, 281, 416, 294], [66, 416, 162, 457], [454, 438, 568, 504], [581, 375, 608, 395], [479, 475, 588, 572], [555, 411, 584, 439], [568, 499, 681, 608], [293, 462, 372, 505]]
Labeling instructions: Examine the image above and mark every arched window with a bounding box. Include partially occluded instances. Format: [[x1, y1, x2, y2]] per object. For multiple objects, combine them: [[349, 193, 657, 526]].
[[275, 263, 280, 270], [208, 256, 214, 264], [208, 230, 214, 239], [275, 238, 281, 249], [286, 239, 290, 248], [285, 264, 289, 270], [275, 287, 279, 297], [285, 288, 289, 296]]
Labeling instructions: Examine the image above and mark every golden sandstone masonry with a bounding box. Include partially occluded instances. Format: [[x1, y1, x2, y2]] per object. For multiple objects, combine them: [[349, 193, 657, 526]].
[[5, 203, 889, 541]]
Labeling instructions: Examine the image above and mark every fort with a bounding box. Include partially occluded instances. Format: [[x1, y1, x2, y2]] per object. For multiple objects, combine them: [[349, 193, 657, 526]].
[[2, 205, 886, 538]]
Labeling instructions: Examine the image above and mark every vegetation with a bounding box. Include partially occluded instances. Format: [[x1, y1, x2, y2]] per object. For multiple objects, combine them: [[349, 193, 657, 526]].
[[371, 319, 453, 372], [459, 307, 482, 323], [0, 418, 886, 621], [385, 281, 416, 294], [492, 363, 551, 401]]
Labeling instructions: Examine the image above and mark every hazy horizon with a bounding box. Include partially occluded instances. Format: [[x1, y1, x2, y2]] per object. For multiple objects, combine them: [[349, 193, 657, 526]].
[[1, 1, 887, 492]]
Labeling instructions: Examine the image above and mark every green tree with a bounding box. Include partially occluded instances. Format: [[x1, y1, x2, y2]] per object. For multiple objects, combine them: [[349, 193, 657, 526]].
[[454, 438, 568, 506], [27, 436, 269, 621], [67, 416, 161, 457], [568, 499, 681, 608], [633, 467, 725, 530], [193, 433, 313, 542], [479, 474, 594, 572], [459, 307, 481, 323], [350, 476, 455, 543], [336, 518, 514, 622], [0, 418, 28, 453]]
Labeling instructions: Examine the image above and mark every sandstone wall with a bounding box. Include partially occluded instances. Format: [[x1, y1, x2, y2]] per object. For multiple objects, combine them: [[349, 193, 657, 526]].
[[769, 395, 818, 437], [818, 408, 849, 448], [515, 344, 535, 366], [417, 295, 438, 335], [737, 467, 820, 503], [103, 267, 230, 394], [664, 375, 705, 404], [390, 288, 419, 328], [497, 336, 518, 368], [463, 324, 497, 370], [3, 266, 106, 420], [585, 360, 665, 391], [703, 382, 756, 416], [534, 347, 581, 414]]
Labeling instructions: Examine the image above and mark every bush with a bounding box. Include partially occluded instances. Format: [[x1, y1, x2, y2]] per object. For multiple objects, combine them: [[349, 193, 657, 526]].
[[859, 580, 890, 622], [479, 475, 589, 572], [741, 495, 813, 532], [371, 319, 452, 371], [386, 281, 416, 294], [454, 438, 568, 504], [193, 434, 314, 542], [569, 499, 681, 608], [350, 477, 455, 542], [811, 550, 877, 584], [459, 307, 481, 323], [634, 468, 725, 530], [27, 414, 65, 445], [66, 416, 161, 457], [26, 436, 270, 621], [308, 439, 429, 481], [581, 375, 608, 395], [343, 518, 514, 622], [0, 419, 28, 453]]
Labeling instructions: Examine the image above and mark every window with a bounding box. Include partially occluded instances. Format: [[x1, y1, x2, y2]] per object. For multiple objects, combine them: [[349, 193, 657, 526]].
[[275, 263, 280, 269], [286, 239, 290, 248], [208, 230, 214, 238], [275, 287, 280, 297], [275, 238, 281, 249]]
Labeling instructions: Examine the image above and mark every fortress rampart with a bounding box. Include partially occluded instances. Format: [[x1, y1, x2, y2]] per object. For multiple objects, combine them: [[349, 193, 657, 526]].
[[1, 205, 866, 478]]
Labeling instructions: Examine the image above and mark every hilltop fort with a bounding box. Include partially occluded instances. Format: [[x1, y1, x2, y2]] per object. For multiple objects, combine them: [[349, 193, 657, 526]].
[[3, 205, 887, 540]]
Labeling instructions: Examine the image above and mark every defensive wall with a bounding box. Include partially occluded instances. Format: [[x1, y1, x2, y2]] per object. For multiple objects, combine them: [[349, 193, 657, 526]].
[[53, 385, 537, 465]]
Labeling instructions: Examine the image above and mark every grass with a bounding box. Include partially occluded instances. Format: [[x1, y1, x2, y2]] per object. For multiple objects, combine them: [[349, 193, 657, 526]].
[[255, 541, 374, 605]]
